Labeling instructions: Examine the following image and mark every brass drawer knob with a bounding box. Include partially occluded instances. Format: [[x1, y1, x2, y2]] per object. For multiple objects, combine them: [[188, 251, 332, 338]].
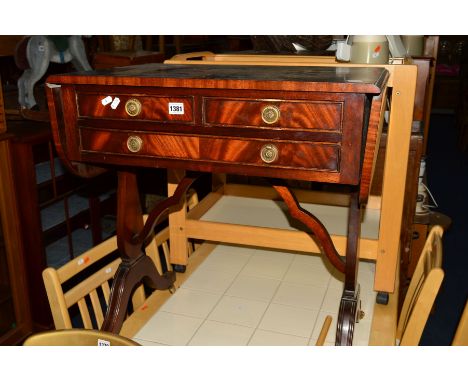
[[261, 105, 280, 124], [260, 144, 279, 163], [125, 98, 142, 117], [127, 135, 143, 153]]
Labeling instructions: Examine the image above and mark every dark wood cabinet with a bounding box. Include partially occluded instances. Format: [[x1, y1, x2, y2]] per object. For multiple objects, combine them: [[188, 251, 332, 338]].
[[0, 111, 117, 339], [4, 121, 117, 329], [0, 134, 33, 344]]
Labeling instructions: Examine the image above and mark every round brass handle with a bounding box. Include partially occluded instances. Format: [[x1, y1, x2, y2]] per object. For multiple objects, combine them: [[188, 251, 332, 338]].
[[127, 135, 143, 153], [261, 105, 280, 124], [260, 144, 279, 164], [125, 98, 142, 117]]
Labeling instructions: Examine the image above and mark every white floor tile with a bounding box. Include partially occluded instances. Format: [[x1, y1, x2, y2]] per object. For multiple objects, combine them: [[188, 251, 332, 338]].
[[358, 267, 376, 291], [225, 274, 280, 302], [181, 267, 236, 295], [133, 311, 203, 345], [353, 319, 372, 345], [283, 255, 333, 287], [359, 291, 377, 322], [159, 288, 221, 318], [272, 282, 327, 310], [291, 252, 334, 269], [240, 251, 294, 280], [197, 247, 252, 275], [258, 303, 319, 338], [328, 269, 345, 290], [329, 260, 377, 293], [249, 329, 309, 346], [132, 338, 165, 346], [215, 243, 257, 256], [188, 320, 254, 345], [208, 295, 269, 328], [359, 260, 376, 275], [310, 311, 338, 344], [320, 287, 343, 313]]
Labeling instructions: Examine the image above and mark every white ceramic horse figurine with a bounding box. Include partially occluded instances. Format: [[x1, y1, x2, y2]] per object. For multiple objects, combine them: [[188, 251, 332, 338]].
[[17, 36, 92, 110]]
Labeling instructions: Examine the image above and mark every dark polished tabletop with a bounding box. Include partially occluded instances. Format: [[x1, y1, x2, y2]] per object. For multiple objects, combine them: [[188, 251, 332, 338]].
[[47, 64, 388, 94]]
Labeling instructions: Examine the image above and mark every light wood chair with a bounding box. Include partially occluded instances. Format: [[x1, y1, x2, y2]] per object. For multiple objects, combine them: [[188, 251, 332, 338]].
[[396, 225, 444, 345], [452, 299, 468, 345], [42, 215, 171, 330], [42, 189, 199, 331], [23, 328, 139, 346]]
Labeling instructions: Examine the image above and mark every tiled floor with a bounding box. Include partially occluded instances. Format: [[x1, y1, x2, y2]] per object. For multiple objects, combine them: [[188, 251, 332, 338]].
[[132, 243, 377, 346]]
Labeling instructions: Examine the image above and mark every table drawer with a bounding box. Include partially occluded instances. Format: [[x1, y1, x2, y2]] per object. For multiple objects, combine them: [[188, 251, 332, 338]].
[[199, 138, 339, 171], [77, 93, 194, 122], [80, 129, 339, 172], [203, 98, 342, 131]]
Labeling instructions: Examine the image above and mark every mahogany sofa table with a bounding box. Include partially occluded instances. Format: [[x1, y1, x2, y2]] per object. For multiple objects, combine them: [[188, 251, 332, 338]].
[[46, 63, 389, 345]]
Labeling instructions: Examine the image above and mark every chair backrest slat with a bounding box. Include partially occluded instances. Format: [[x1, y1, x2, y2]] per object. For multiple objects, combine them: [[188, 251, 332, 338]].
[[57, 236, 118, 283], [64, 258, 121, 308], [77, 298, 93, 329], [89, 289, 105, 328], [399, 268, 444, 345], [397, 225, 444, 345], [101, 281, 111, 305]]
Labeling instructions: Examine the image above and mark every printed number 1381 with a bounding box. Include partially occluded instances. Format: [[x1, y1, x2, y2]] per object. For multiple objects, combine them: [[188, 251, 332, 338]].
[[169, 103, 184, 115]]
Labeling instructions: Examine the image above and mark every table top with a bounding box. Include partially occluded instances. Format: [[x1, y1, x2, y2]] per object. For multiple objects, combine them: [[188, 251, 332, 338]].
[[47, 64, 388, 94]]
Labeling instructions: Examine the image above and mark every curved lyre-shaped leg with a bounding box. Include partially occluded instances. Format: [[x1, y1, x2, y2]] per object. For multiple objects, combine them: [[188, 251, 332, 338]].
[[101, 253, 175, 333], [273, 183, 362, 346], [101, 171, 197, 333], [272, 184, 345, 274]]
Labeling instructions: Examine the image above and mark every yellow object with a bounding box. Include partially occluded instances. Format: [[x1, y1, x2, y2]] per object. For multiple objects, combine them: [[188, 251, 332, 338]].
[[23, 329, 139, 346], [396, 225, 444, 345], [452, 300, 468, 346]]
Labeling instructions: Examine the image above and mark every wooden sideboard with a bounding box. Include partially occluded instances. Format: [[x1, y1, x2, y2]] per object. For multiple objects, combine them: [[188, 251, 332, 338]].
[[0, 74, 32, 344], [46, 64, 388, 345]]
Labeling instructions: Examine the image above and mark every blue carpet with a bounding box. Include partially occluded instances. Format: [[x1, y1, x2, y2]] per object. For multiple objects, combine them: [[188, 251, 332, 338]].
[[420, 113, 468, 345]]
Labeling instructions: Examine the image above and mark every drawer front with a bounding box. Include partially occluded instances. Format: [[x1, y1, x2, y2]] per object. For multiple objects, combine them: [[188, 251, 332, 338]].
[[77, 93, 194, 122], [80, 129, 339, 172], [204, 98, 342, 131], [199, 138, 339, 171]]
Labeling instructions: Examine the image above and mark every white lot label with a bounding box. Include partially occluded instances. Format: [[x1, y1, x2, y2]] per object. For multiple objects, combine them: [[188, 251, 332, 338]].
[[168, 102, 184, 115]]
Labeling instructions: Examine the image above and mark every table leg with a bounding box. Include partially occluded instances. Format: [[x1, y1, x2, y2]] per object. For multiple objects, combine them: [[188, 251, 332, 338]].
[[272, 183, 345, 274], [335, 191, 362, 346], [101, 171, 196, 333], [273, 183, 362, 346]]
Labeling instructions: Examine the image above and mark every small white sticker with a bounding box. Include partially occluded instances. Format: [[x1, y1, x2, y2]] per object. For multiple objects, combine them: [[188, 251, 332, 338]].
[[101, 96, 113, 106], [168, 102, 184, 115], [46, 83, 61, 89], [77, 258, 84, 265], [111, 97, 120, 109], [98, 339, 110, 346], [105, 267, 112, 274]]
